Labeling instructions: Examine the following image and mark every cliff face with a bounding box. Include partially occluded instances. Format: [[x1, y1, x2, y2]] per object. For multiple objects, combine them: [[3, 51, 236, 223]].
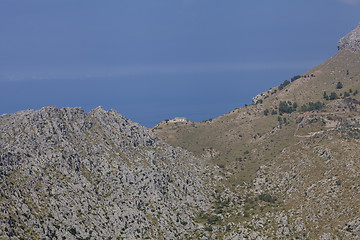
[[338, 22, 360, 52], [0, 106, 213, 239]]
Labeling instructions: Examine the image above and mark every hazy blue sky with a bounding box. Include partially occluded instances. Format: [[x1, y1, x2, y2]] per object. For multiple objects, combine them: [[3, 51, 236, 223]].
[[1, 0, 360, 126]]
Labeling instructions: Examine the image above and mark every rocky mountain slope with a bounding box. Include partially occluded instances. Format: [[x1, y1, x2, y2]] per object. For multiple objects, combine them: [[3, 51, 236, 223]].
[[0, 106, 214, 239]]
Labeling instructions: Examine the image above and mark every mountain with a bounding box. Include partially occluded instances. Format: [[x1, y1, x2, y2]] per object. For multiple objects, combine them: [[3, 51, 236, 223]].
[[2, 23, 360, 240], [153, 23, 360, 184], [152, 23, 360, 238], [338, 22, 360, 52], [0, 106, 214, 239]]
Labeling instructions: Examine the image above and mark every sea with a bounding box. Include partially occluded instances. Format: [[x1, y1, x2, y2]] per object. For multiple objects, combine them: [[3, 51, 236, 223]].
[[1, 68, 309, 127]]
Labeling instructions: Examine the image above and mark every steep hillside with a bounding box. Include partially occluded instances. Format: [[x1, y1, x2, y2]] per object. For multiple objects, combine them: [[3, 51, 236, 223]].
[[194, 120, 360, 239], [153, 23, 360, 186], [0, 106, 214, 239], [151, 23, 360, 239]]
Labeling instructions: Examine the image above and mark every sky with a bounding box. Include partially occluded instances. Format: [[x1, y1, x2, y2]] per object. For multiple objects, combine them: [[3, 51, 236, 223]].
[[1, 0, 360, 127]]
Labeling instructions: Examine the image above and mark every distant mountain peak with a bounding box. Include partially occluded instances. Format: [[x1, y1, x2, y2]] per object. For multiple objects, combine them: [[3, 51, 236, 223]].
[[92, 105, 105, 112], [338, 22, 360, 52]]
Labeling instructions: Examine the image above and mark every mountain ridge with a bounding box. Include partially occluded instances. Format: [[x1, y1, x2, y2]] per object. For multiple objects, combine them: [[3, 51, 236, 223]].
[[338, 22, 360, 52], [0, 106, 215, 239]]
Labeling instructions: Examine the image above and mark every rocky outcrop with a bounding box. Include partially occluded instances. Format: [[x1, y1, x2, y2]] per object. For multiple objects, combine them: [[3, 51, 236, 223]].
[[0, 106, 213, 239], [338, 22, 360, 52]]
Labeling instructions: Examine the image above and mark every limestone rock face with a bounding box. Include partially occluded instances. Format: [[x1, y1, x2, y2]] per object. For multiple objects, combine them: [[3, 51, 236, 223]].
[[0, 106, 213, 239], [338, 22, 360, 52]]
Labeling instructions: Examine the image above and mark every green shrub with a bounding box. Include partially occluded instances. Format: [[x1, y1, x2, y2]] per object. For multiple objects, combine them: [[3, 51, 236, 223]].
[[323, 91, 329, 100], [218, 164, 225, 169], [207, 215, 220, 225], [69, 228, 77, 236], [337, 81, 343, 89], [279, 101, 295, 114], [205, 226, 213, 231], [329, 92, 338, 100], [300, 101, 324, 112], [278, 80, 290, 90], [291, 75, 301, 82], [259, 193, 277, 203], [256, 99, 263, 104]]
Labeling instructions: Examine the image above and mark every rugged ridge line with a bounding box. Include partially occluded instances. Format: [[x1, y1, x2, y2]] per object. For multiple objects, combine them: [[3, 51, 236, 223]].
[[338, 22, 360, 52], [0, 106, 214, 239]]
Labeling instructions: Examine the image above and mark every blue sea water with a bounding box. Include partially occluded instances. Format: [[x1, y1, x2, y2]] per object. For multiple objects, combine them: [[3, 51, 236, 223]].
[[0, 69, 308, 127]]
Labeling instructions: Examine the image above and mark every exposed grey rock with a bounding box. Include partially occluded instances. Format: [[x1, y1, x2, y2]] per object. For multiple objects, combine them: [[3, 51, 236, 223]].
[[0, 106, 214, 239], [338, 22, 360, 52]]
